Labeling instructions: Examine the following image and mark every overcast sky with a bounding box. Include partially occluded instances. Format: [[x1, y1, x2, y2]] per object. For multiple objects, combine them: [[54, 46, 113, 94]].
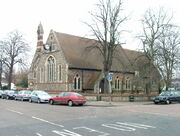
[[0, 0, 180, 54]]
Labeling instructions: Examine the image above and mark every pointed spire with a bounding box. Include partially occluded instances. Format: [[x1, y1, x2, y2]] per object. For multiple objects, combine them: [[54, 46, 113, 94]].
[[37, 22, 44, 35]]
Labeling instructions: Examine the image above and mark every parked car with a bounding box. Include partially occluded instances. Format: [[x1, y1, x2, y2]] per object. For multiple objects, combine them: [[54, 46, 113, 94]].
[[153, 91, 180, 104], [0, 90, 4, 98], [29, 90, 51, 103], [15, 90, 32, 101], [1, 90, 17, 100], [49, 92, 86, 106]]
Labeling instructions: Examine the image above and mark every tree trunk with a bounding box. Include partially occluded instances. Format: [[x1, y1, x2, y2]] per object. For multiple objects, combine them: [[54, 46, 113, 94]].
[[8, 70, 12, 90], [8, 61, 14, 90], [104, 69, 110, 94]]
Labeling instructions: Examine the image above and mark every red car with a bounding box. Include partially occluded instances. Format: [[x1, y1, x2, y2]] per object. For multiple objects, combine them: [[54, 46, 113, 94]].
[[49, 92, 86, 106]]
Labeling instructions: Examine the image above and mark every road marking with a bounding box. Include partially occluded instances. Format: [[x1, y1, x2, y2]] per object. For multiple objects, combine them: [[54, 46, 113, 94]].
[[36, 133, 43, 136], [52, 129, 82, 136], [102, 122, 156, 132], [116, 122, 156, 129], [32, 116, 64, 128], [7, 109, 24, 115], [73, 126, 110, 136], [102, 123, 136, 131]]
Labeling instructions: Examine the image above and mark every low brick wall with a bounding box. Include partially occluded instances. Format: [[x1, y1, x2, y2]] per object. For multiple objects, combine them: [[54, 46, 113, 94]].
[[46, 90, 157, 102], [84, 94, 156, 102]]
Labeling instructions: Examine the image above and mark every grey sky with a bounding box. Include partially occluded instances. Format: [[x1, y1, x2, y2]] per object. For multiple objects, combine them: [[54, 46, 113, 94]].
[[0, 0, 179, 53]]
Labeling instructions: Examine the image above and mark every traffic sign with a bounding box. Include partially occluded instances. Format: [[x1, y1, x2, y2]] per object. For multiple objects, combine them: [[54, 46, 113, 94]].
[[107, 75, 112, 81]]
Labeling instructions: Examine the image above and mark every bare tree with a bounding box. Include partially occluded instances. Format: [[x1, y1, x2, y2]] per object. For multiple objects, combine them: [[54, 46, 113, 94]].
[[0, 43, 5, 89], [85, 0, 127, 93], [0, 60, 2, 89], [139, 8, 180, 91], [156, 25, 180, 90], [1, 31, 29, 90], [140, 8, 172, 62]]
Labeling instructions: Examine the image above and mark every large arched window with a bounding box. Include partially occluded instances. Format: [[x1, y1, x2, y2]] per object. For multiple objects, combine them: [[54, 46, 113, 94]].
[[115, 76, 120, 90], [47, 56, 56, 82], [125, 78, 131, 90], [74, 74, 81, 90], [39, 67, 44, 83], [58, 65, 62, 81]]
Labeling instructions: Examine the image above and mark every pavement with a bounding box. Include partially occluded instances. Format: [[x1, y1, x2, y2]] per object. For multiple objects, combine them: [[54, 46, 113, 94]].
[[86, 100, 153, 107]]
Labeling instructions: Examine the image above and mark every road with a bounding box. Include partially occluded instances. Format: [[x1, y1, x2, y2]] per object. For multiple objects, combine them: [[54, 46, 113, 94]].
[[0, 99, 180, 136]]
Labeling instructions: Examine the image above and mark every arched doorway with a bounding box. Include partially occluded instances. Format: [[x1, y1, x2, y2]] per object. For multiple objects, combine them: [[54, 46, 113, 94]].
[[99, 79, 105, 93]]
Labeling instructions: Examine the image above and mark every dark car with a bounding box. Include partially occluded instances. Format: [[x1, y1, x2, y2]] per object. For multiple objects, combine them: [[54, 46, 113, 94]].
[[153, 91, 180, 104], [0, 90, 4, 98], [1, 90, 17, 100], [49, 92, 86, 106], [15, 90, 32, 101]]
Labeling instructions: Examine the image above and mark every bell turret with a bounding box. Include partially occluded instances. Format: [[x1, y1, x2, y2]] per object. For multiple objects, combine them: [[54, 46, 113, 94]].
[[37, 23, 44, 51]]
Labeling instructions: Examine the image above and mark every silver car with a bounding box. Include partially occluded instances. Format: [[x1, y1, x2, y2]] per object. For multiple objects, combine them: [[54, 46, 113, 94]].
[[15, 90, 32, 101], [29, 90, 51, 103]]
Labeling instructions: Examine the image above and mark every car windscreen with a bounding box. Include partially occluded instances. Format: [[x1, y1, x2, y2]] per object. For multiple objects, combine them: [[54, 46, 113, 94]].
[[160, 92, 170, 96], [24, 91, 31, 94], [37, 92, 49, 96], [41, 93, 49, 96], [9, 91, 15, 94], [58, 93, 64, 97], [73, 93, 82, 96]]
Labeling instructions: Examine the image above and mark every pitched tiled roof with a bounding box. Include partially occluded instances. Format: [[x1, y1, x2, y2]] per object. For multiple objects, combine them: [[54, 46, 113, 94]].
[[54, 31, 146, 72]]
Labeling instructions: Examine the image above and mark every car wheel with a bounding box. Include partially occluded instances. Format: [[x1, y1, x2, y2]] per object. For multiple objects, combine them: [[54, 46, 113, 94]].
[[68, 100, 73, 107], [166, 100, 170, 104], [154, 102, 158, 104], [37, 99, 41, 104], [50, 99, 54, 105], [29, 99, 32, 103]]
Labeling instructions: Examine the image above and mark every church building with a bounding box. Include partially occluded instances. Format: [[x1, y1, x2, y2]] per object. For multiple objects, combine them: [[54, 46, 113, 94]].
[[28, 24, 161, 94]]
